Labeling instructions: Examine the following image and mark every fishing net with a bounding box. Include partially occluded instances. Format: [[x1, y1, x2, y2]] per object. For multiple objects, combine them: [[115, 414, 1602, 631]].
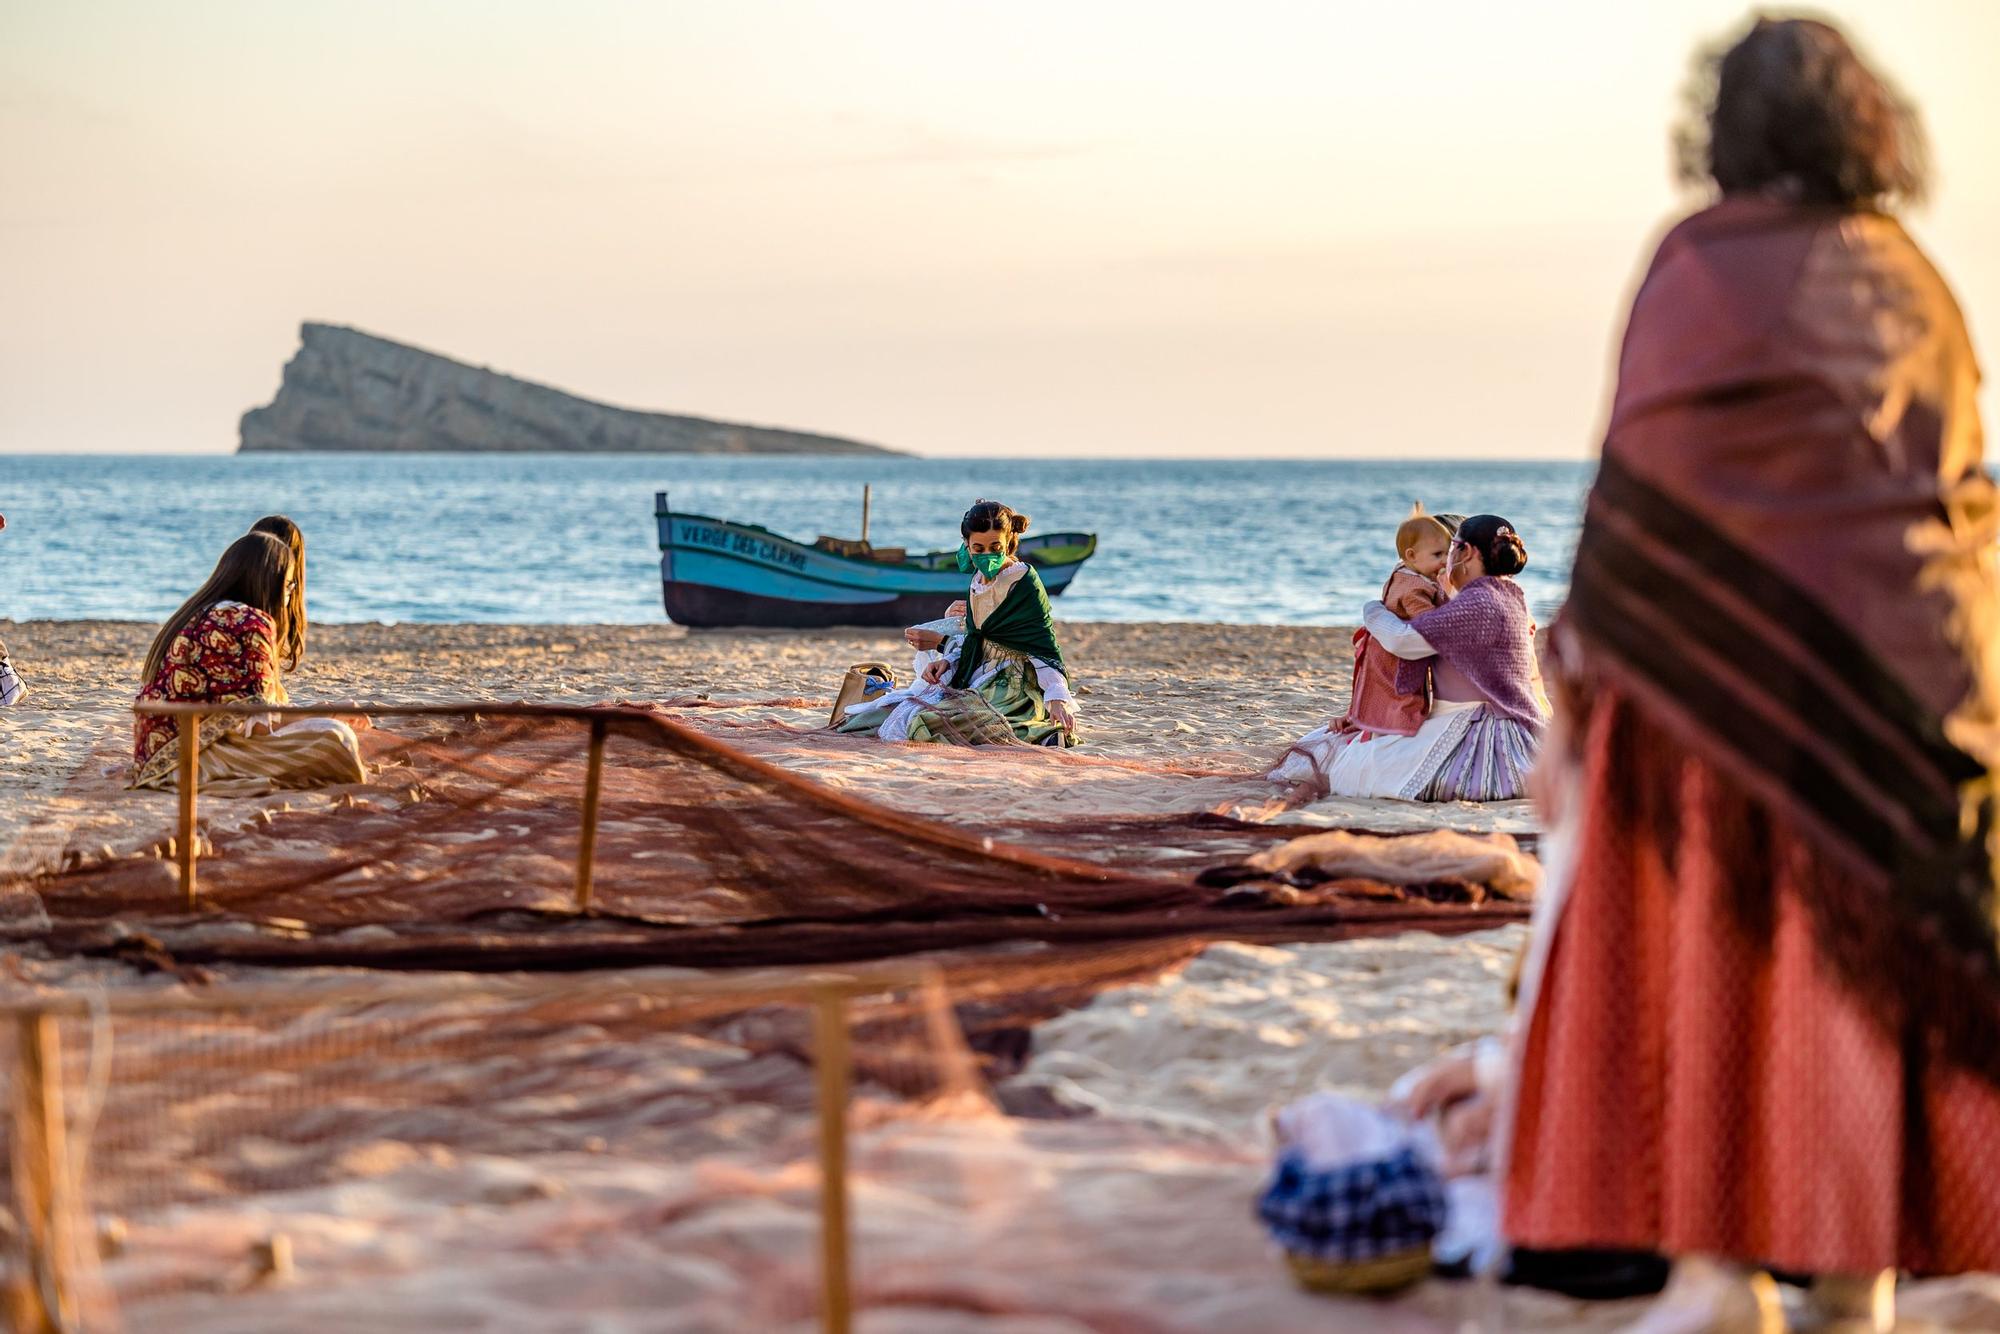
[[0, 706, 1539, 1329], [0, 970, 997, 1327], [1, 947, 1465, 1331], [7, 705, 1527, 973]]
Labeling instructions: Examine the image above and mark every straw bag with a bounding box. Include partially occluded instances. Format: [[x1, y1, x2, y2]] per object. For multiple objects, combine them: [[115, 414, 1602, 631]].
[[830, 662, 897, 726]]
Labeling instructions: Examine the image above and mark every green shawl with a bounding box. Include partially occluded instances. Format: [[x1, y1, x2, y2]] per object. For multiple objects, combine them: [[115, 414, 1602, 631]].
[[950, 567, 1067, 690]]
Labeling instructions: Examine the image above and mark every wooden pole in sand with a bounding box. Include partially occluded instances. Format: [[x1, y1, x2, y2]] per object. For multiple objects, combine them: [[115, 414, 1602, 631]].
[[177, 720, 200, 909], [811, 987, 854, 1334], [860, 485, 871, 546], [12, 1011, 76, 1334], [574, 718, 608, 911]]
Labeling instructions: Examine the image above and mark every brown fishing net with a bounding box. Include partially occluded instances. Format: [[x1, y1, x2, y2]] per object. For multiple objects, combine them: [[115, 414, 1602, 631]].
[[0, 706, 1537, 1329], [1, 972, 998, 1326], [8, 706, 1525, 973]]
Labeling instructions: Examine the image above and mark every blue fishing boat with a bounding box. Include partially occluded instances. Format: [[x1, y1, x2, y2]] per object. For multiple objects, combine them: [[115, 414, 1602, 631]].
[[655, 490, 1097, 628]]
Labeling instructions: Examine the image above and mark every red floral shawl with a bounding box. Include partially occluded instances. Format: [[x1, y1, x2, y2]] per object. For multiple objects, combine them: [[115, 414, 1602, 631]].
[[133, 603, 284, 778]]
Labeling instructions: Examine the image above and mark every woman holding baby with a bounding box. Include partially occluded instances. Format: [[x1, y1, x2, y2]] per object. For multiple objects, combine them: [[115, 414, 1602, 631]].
[[1270, 513, 1548, 802]]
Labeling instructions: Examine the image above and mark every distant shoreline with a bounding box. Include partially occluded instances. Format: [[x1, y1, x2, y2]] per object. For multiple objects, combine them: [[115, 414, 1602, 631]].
[[2, 450, 1598, 464]]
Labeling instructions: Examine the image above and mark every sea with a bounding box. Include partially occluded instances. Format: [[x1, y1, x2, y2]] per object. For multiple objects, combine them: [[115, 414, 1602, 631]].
[[1, 454, 1592, 627]]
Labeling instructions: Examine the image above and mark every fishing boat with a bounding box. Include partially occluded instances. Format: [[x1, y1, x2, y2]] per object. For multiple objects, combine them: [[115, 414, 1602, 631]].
[[655, 489, 1098, 628]]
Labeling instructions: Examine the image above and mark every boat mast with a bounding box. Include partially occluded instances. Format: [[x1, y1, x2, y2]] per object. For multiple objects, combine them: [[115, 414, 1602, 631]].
[[860, 485, 871, 545]]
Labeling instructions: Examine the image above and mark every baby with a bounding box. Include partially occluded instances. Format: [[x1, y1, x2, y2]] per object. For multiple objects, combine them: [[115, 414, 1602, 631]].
[[1336, 504, 1452, 737]]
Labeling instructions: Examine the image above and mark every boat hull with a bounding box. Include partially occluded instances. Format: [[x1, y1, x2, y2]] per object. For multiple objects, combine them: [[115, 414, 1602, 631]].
[[658, 509, 1093, 629], [662, 581, 978, 629]]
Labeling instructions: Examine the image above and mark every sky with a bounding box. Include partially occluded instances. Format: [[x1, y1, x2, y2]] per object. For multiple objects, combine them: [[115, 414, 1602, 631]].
[[4, 1, 1998, 460]]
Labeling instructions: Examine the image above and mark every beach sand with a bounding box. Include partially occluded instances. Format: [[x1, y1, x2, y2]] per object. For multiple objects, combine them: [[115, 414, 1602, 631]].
[[0, 619, 1535, 854], [1, 620, 1991, 1330]]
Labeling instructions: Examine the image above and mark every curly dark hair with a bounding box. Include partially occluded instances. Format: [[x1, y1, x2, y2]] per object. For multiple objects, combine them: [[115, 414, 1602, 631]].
[[1674, 16, 1927, 208]]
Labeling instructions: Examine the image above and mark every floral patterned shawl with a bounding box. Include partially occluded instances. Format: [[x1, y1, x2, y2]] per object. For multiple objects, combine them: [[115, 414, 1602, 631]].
[[132, 602, 283, 786]]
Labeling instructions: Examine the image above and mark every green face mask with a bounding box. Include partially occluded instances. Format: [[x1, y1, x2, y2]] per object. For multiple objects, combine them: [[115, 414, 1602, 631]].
[[956, 544, 1008, 579]]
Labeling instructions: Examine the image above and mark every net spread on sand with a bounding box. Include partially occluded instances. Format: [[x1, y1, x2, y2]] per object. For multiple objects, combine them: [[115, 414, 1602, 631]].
[[1, 971, 1011, 1325], [8, 706, 1529, 973], [0, 706, 1540, 1328]]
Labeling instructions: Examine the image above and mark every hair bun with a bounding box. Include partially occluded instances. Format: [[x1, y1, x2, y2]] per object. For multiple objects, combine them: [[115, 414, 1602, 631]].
[[1457, 514, 1528, 576]]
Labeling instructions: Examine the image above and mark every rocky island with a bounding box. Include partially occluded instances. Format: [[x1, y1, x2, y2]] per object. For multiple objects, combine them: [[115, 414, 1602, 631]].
[[239, 323, 901, 455]]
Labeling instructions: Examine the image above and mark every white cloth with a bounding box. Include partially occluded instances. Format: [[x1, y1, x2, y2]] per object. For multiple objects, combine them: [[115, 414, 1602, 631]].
[[1274, 698, 1481, 800], [276, 717, 359, 744], [1273, 1092, 1410, 1170], [1362, 600, 1436, 660], [1034, 660, 1074, 707], [1325, 699, 1480, 799], [906, 615, 965, 683]]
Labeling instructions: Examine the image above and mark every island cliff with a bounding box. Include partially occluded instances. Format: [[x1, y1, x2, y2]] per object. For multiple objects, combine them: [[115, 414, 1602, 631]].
[[238, 323, 900, 455]]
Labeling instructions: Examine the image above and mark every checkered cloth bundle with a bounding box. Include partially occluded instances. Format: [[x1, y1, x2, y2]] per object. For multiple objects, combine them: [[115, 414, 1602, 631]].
[[1256, 1144, 1448, 1263]]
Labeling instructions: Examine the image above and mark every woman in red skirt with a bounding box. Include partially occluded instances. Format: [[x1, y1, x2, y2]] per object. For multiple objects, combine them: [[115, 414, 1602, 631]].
[[1504, 18, 2000, 1331]]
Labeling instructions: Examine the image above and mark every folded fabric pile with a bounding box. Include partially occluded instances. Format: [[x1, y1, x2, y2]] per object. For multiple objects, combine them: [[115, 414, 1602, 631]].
[[1215, 829, 1541, 901]]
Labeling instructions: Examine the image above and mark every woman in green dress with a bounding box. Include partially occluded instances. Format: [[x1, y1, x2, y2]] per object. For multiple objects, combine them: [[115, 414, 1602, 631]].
[[840, 499, 1078, 747]]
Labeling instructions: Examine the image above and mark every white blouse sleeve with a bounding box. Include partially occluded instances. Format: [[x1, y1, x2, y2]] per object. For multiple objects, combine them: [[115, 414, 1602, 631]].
[[1033, 660, 1074, 708], [1362, 600, 1436, 660]]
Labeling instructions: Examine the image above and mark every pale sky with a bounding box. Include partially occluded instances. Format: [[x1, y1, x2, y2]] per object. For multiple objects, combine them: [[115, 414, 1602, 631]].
[[5, 1, 1997, 459]]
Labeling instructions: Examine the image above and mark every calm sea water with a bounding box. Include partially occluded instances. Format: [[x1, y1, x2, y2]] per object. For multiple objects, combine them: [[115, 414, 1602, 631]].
[[1, 454, 1591, 626]]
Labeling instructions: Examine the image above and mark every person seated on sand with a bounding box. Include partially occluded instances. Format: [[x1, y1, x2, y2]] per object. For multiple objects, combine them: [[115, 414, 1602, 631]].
[[249, 514, 309, 696], [131, 531, 366, 794], [1272, 515, 1547, 801], [0, 512, 24, 707], [1271, 503, 1453, 790], [839, 499, 1078, 746]]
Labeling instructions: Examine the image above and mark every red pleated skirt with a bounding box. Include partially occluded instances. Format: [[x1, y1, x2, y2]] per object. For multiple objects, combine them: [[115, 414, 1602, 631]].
[[1503, 691, 2000, 1276]]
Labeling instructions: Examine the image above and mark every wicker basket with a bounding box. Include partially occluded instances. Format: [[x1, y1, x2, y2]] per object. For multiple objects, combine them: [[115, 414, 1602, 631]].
[[1283, 1245, 1434, 1295]]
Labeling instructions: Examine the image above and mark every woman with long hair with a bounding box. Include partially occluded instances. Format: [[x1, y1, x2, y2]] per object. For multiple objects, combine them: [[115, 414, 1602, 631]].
[[131, 532, 363, 793], [249, 514, 308, 677], [1504, 19, 1998, 1329]]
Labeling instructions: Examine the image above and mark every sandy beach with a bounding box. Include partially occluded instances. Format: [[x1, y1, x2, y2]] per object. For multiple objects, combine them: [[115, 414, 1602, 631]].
[[1, 619, 1993, 1331], [1, 618, 1538, 860]]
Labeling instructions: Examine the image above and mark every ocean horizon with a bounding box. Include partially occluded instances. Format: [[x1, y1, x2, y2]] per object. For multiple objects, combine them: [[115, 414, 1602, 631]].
[[3, 453, 1592, 627]]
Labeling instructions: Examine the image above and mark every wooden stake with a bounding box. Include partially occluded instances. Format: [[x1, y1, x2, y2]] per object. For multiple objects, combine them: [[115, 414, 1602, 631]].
[[177, 720, 200, 909], [812, 988, 853, 1334], [860, 485, 871, 546], [12, 1012, 76, 1334], [918, 970, 980, 1100], [574, 718, 608, 910]]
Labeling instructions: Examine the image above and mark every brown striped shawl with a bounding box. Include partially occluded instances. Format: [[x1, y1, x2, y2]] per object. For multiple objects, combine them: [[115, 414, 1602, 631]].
[[1561, 196, 2000, 1052]]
